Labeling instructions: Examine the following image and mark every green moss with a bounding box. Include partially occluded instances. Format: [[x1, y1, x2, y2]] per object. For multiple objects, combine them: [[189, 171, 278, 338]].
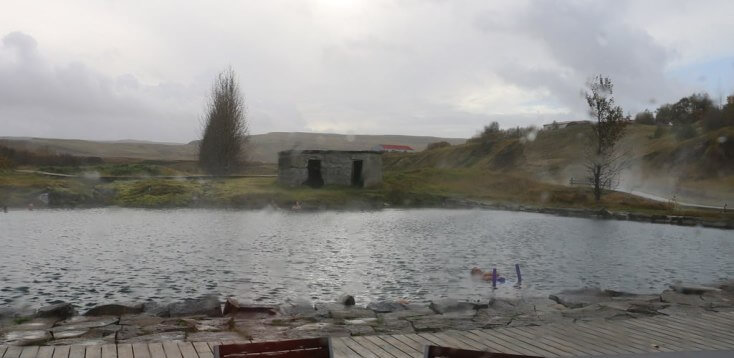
[[113, 179, 202, 207], [13, 317, 31, 325]]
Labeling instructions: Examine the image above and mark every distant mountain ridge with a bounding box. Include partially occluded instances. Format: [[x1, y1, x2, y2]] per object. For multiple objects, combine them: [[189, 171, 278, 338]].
[[1, 132, 466, 163]]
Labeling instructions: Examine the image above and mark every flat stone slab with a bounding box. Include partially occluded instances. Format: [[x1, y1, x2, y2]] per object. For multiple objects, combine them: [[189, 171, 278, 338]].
[[671, 284, 722, 295], [50, 334, 116, 346], [326, 306, 375, 320], [549, 288, 617, 308], [407, 313, 484, 332], [85, 303, 144, 316], [52, 329, 89, 340], [287, 322, 350, 338], [373, 319, 415, 334], [35, 303, 76, 320], [366, 301, 406, 313], [3, 329, 52, 346], [117, 331, 186, 343], [379, 306, 435, 320], [53, 316, 119, 331], [181, 317, 233, 332], [8, 318, 57, 331], [661, 290, 706, 306], [561, 304, 636, 321], [429, 299, 480, 314], [186, 331, 245, 342], [168, 295, 221, 317]]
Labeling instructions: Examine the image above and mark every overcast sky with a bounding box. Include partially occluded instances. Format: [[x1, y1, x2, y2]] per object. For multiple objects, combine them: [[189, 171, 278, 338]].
[[1, 0, 733, 142]]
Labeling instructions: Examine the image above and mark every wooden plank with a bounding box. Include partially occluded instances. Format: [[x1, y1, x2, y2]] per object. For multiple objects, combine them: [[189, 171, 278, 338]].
[[636, 317, 734, 349], [449, 330, 514, 355], [116, 344, 133, 358], [68, 346, 86, 358], [465, 330, 527, 355], [666, 317, 734, 343], [402, 333, 440, 350], [581, 320, 674, 353], [363, 336, 416, 358], [341, 337, 379, 358], [52, 345, 70, 358], [161, 343, 182, 358], [521, 324, 613, 355], [571, 321, 648, 353], [130, 345, 149, 358], [100, 345, 116, 358], [532, 323, 627, 355], [176, 344, 197, 358], [621, 319, 717, 350], [204, 344, 218, 355], [598, 320, 679, 352], [377, 335, 422, 357], [37, 347, 54, 358], [478, 328, 559, 357], [499, 326, 582, 356], [425, 333, 478, 351], [84, 346, 101, 358], [672, 314, 734, 334], [613, 320, 696, 351], [441, 331, 497, 353], [657, 315, 734, 343], [352, 336, 399, 358], [147, 344, 165, 358], [506, 326, 585, 356], [4, 346, 24, 358], [19, 347, 39, 358], [191, 343, 212, 358], [435, 332, 491, 351], [330, 337, 361, 358], [390, 335, 427, 354]]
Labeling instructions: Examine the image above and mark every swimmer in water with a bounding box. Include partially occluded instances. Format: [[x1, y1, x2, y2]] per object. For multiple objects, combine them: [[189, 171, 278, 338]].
[[470, 267, 505, 283]]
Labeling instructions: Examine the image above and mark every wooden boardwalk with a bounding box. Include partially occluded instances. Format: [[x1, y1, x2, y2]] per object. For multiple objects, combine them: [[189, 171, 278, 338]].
[[2, 311, 733, 358]]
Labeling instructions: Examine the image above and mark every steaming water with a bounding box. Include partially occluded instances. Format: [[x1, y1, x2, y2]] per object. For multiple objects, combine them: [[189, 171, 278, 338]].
[[1, 208, 732, 310]]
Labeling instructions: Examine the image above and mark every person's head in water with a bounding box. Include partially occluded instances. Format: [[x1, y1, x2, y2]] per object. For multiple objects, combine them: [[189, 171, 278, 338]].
[[470, 267, 482, 277]]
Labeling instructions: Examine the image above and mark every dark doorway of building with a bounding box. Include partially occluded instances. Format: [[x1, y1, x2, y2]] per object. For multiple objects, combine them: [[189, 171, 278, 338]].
[[305, 159, 324, 188], [351, 160, 364, 187]]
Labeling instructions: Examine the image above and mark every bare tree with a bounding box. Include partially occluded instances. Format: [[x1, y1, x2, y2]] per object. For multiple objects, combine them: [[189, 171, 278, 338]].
[[584, 75, 629, 201], [199, 68, 248, 175]]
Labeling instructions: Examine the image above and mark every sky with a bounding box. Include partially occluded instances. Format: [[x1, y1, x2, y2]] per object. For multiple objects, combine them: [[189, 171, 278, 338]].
[[1, 0, 733, 142]]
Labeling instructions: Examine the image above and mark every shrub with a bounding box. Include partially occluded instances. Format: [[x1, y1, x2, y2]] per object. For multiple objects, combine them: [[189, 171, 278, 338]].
[[634, 110, 655, 125], [672, 122, 697, 140], [652, 125, 666, 139], [426, 141, 451, 150]]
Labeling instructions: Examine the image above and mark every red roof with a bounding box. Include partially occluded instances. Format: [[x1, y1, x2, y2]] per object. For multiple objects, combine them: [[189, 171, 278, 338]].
[[380, 144, 414, 150]]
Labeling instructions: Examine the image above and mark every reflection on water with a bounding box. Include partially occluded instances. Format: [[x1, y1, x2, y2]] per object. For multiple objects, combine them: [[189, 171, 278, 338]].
[[1, 208, 731, 309]]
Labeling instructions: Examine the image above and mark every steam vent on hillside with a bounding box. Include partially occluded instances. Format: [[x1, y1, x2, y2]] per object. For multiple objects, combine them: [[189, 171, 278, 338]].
[[277, 150, 383, 188]]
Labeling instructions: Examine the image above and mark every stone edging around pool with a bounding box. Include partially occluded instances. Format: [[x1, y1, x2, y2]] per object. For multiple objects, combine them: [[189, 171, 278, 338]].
[[1, 281, 733, 346]]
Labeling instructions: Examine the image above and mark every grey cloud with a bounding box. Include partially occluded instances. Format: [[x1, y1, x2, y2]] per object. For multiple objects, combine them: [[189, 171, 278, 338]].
[[479, 0, 685, 115], [0, 1, 730, 141], [0, 32, 205, 141]]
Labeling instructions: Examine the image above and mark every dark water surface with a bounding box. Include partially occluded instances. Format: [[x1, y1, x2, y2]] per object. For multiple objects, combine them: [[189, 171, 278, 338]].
[[1, 208, 731, 309]]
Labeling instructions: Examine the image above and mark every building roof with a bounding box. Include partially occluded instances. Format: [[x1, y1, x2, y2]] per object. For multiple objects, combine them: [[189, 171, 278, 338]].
[[378, 144, 414, 150]]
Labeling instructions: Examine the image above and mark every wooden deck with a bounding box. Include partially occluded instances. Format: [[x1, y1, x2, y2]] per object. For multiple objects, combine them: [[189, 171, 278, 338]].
[[2, 311, 733, 358]]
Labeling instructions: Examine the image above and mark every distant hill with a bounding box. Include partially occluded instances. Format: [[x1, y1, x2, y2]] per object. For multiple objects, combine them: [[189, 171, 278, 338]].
[[0, 133, 465, 163]]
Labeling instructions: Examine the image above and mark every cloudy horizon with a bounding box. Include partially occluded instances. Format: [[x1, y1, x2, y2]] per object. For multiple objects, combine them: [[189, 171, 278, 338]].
[[1, 0, 733, 143]]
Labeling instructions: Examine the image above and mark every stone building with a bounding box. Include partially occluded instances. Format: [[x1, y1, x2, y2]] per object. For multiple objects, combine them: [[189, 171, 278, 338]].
[[278, 150, 382, 188]]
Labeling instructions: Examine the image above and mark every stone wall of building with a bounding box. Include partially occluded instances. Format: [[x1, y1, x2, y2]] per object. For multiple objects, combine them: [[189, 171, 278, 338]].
[[278, 150, 383, 188]]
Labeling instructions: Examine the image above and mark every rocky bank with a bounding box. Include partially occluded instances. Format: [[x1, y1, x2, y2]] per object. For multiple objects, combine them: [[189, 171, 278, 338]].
[[2, 281, 733, 346]]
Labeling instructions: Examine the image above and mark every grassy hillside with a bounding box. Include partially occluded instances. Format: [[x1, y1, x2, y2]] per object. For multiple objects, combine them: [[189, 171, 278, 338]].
[[384, 123, 734, 207], [1, 132, 465, 163]]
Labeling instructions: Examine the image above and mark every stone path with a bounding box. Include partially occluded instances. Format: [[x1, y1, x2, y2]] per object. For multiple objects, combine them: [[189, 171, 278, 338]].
[[2, 311, 733, 358]]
